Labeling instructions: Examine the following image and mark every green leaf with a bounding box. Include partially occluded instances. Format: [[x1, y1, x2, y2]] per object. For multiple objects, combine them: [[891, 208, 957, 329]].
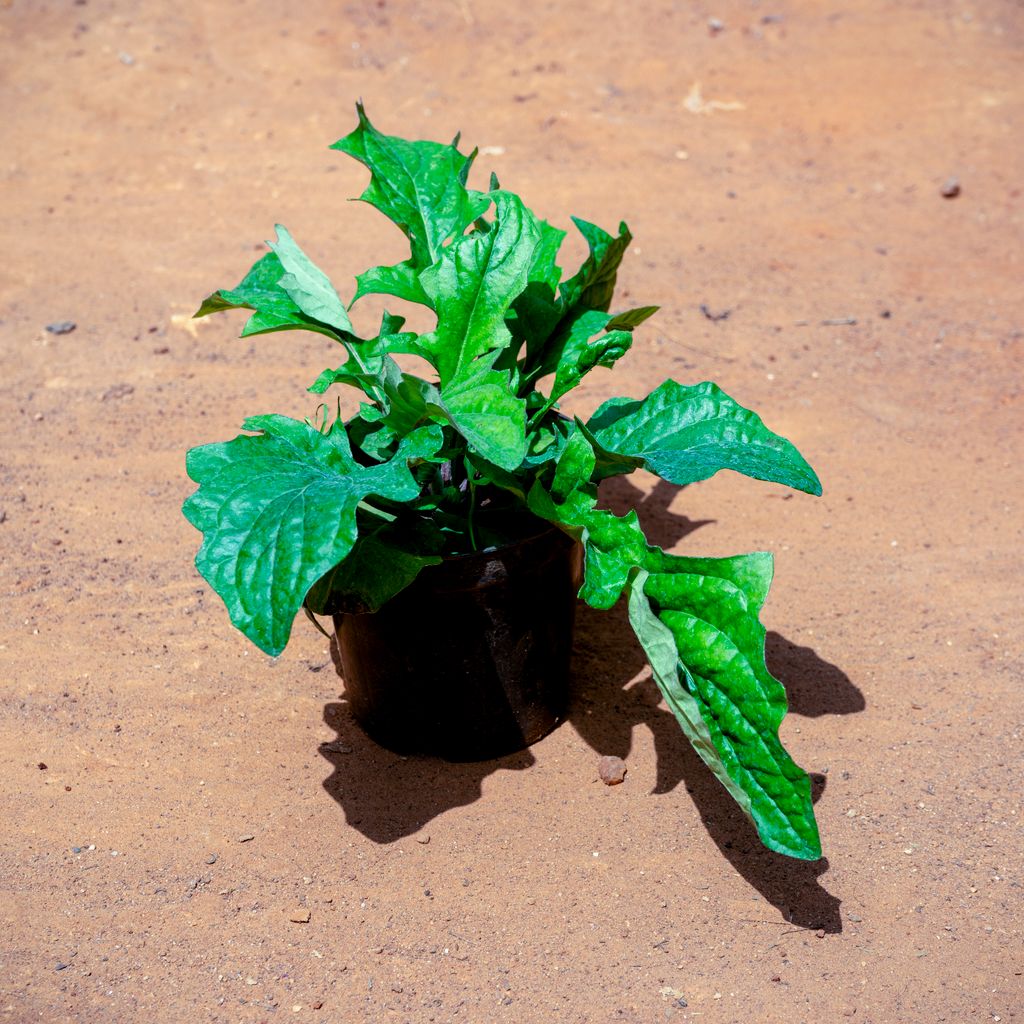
[[305, 532, 441, 615], [606, 305, 659, 331], [627, 560, 821, 860], [559, 217, 632, 314], [182, 416, 443, 655], [331, 102, 489, 269], [352, 260, 432, 309], [534, 310, 636, 403], [587, 379, 822, 494], [438, 358, 527, 471], [267, 225, 353, 333], [418, 191, 542, 384], [194, 251, 341, 340]]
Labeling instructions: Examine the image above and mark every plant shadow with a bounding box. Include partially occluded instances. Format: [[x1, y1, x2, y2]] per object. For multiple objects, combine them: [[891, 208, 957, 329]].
[[318, 479, 862, 932]]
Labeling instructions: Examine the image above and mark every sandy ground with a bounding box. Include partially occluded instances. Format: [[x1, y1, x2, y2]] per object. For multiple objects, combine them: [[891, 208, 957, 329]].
[[2, 0, 1023, 1021]]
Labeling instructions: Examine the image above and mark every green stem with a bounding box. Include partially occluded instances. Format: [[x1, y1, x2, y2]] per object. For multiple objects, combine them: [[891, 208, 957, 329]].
[[356, 500, 396, 523]]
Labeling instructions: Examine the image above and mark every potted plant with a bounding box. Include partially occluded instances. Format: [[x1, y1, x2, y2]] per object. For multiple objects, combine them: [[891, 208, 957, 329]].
[[183, 104, 824, 860]]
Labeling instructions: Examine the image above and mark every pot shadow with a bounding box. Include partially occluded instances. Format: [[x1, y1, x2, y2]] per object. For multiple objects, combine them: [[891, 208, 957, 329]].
[[317, 478, 862, 932], [319, 637, 536, 845]]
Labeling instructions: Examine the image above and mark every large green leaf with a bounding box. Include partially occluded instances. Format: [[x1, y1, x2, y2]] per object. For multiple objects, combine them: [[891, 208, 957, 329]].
[[587, 379, 822, 494], [331, 102, 488, 270], [183, 417, 443, 655], [628, 560, 821, 860], [418, 191, 542, 384], [194, 251, 341, 341], [305, 532, 441, 615]]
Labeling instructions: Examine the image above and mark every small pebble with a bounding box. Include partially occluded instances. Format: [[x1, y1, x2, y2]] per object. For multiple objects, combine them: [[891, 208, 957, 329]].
[[415, 834, 431, 845], [848, 912, 863, 922], [118, 51, 135, 65], [708, 16, 725, 33], [55, 962, 70, 971], [289, 909, 311, 923], [101, 383, 134, 402], [71, 847, 81, 854], [598, 755, 627, 785], [37, 762, 47, 770], [45, 321, 76, 335], [237, 834, 255, 843], [940, 176, 961, 198], [816, 928, 826, 938], [320, 739, 352, 754], [205, 853, 218, 865]]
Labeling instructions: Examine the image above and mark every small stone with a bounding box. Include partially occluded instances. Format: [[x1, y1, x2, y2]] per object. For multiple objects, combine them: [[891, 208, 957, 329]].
[[237, 834, 255, 843], [415, 835, 431, 845], [205, 853, 218, 865], [45, 321, 76, 335], [37, 762, 47, 770], [311, 1001, 323, 1010], [55, 962, 70, 971], [289, 909, 311, 923], [708, 16, 725, 33], [598, 755, 627, 785], [847, 912, 863, 922], [101, 383, 134, 402], [816, 929, 826, 938], [320, 739, 352, 754], [71, 847, 81, 854], [940, 177, 961, 198], [118, 51, 135, 65]]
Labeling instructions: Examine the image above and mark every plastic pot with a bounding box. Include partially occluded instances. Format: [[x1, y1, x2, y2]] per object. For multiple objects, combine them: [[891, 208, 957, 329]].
[[333, 523, 583, 762]]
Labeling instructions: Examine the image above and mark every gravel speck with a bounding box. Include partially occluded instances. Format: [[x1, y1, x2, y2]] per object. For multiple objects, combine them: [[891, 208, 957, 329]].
[[45, 321, 76, 335]]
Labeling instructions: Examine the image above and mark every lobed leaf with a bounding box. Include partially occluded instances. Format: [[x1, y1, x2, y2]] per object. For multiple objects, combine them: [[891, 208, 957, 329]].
[[183, 416, 443, 655], [331, 101, 489, 270]]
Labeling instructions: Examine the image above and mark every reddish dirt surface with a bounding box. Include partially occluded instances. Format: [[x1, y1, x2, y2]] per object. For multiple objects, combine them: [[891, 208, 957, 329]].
[[2, 1, 1022, 1021]]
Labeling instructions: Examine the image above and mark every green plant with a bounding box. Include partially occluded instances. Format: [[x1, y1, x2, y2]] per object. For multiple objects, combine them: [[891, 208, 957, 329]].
[[183, 104, 824, 860]]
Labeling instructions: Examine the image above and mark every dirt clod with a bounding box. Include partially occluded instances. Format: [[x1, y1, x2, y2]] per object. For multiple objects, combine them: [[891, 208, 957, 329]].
[[288, 909, 311, 923], [598, 755, 627, 785]]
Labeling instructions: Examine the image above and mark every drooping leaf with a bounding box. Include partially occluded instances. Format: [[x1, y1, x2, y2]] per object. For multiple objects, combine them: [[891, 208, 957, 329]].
[[305, 532, 441, 615], [525, 428, 821, 859], [627, 560, 821, 860], [331, 101, 489, 269], [267, 225, 353, 334], [183, 416, 443, 655], [587, 379, 822, 494], [194, 251, 341, 340], [418, 190, 542, 384]]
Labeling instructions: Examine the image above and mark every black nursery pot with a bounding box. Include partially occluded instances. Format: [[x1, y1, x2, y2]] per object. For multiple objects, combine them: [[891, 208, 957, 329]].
[[333, 524, 583, 762]]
